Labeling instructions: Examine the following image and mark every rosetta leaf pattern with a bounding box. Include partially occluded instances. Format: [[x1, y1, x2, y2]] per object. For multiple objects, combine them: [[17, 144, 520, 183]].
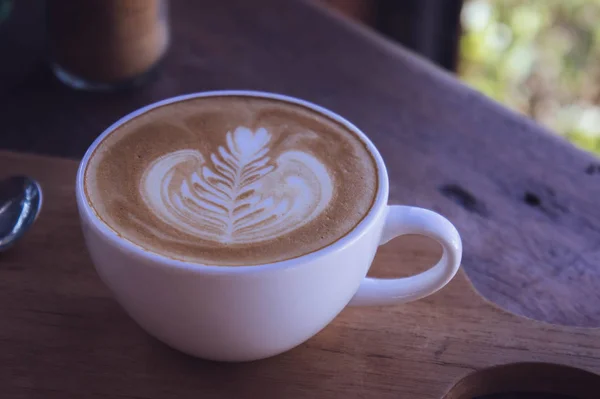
[[141, 126, 333, 244], [189, 127, 275, 242]]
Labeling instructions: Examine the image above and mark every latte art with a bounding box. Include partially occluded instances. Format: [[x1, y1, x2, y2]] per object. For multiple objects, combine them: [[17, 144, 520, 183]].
[[84, 95, 377, 265], [141, 127, 333, 244]]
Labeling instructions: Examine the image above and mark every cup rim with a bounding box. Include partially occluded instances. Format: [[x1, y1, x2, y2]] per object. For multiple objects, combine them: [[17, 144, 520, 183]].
[[76, 90, 389, 273]]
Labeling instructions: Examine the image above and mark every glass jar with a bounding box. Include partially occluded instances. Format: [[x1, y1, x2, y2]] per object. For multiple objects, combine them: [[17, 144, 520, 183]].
[[46, 0, 170, 91]]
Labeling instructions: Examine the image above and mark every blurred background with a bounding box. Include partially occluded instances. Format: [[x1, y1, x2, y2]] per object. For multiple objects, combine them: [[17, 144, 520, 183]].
[[2, 0, 600, 157], [324, 0, 600, 157]]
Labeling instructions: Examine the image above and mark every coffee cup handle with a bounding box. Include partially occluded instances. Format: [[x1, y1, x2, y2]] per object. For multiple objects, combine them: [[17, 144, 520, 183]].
[[349, 205, 462, 306]]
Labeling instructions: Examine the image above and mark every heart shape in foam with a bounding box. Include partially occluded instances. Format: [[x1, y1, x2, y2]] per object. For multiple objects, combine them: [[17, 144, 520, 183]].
[[140, 127, 333, 244]]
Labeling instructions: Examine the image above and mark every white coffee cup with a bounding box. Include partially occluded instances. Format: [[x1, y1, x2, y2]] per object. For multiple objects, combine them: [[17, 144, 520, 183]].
[[75, 91, 462, 362]]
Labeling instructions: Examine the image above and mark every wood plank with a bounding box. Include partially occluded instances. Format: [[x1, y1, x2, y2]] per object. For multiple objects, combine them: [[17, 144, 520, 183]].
[[1, 149, 599, 398]]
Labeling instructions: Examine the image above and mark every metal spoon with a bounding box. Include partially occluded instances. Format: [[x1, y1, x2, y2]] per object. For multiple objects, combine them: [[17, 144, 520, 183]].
[[0, 176, 42, 252]]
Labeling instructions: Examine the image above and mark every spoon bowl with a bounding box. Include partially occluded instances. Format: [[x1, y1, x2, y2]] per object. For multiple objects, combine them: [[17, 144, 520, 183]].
[[0, 176, 42, 252]]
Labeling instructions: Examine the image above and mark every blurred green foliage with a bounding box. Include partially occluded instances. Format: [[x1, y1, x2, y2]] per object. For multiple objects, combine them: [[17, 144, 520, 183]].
[[460, 0, 600, 155]]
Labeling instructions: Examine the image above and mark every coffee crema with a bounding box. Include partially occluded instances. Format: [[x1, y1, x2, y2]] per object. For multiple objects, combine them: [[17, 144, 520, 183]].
[[84, 95, 378, 265]]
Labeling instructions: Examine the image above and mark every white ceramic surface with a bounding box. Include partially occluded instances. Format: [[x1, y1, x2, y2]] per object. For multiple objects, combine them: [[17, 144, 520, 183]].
[[75, 90, 462, 362]]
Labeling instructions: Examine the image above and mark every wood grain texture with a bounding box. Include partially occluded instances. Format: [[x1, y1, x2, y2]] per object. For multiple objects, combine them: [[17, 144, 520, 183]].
[[1, 0, 599, 330], [1, 150, 599, 399]]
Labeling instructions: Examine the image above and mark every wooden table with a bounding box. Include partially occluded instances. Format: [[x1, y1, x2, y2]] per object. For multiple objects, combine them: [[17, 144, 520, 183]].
[[1, 0, 599, 398]]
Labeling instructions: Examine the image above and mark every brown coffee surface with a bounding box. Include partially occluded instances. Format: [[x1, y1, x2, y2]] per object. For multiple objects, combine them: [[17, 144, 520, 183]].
[[84, 95, 378, 265]]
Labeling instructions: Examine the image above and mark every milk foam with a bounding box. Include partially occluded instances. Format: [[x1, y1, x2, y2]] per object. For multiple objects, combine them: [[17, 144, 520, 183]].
[[85, 95, 378, 265], [141, 126, 333, 244]]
